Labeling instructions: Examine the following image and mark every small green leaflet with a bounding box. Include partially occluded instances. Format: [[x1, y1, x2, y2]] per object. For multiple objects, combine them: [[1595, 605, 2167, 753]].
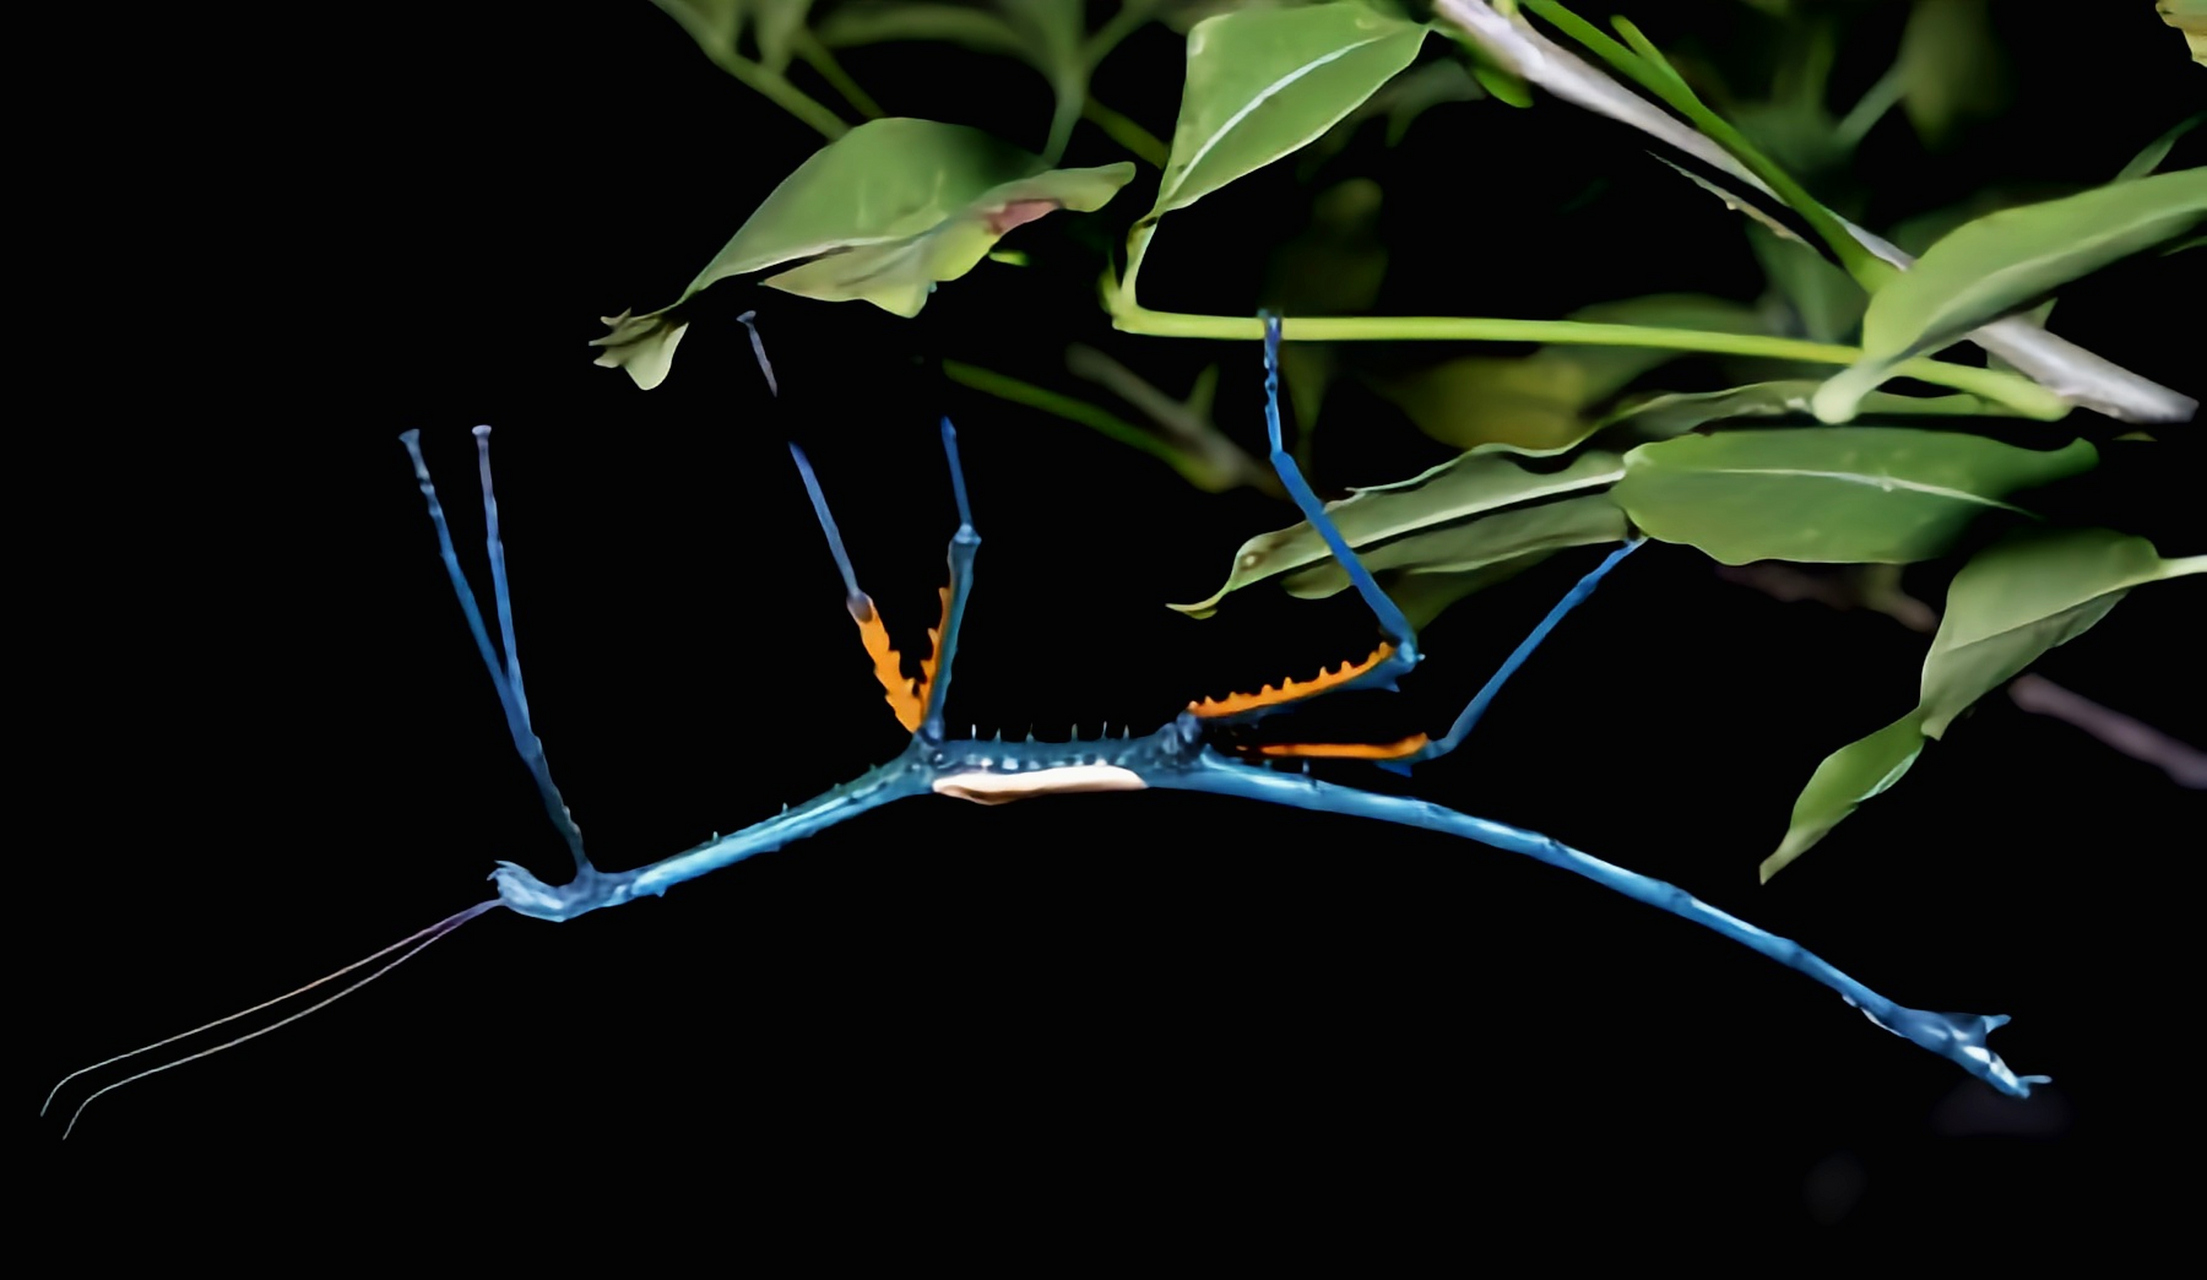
[[1171, 445, 1625, 617], [593, 118, 1132, 387]]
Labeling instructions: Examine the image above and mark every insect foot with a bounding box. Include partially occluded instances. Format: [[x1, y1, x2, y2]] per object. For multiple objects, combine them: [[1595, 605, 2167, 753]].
[[1849, 1002, 2051, 1097], [491, 861, 568, 919], [488, 860, 632, 922]]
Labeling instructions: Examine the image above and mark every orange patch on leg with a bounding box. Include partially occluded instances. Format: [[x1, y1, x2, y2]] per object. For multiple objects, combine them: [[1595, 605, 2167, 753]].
[[848, 584, 955, 734], [1252, 733, 1430, 761], [1188, 642, 1400, 719]]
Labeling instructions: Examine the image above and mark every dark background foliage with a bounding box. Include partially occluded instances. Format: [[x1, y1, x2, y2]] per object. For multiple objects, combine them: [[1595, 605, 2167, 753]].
[[29, 0, 2200, 1249]]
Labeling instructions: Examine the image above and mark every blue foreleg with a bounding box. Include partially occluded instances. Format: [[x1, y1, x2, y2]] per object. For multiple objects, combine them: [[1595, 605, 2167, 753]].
[[401, 428, 594, 875], [1257, 313, 1418, 676], [922, 418, 981, 745]]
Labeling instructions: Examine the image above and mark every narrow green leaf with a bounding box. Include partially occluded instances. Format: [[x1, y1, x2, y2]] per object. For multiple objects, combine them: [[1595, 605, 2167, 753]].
[[592, 119, 1131, 385], [1280, 494, 1628, 599], [1170, 446, 1626, 617], [1762, 713, 1926, 882], [1764, 529, 2205, 879], [1150, 4, 1427, 220], [1814, 168, 2207, 421], [1596, 381, 2011, 440], [2114, 114, 2201, 184], [1920, 528, 2207, 737], [1613, 429, 2096, 565], [1896, 0, 2008, 150], [1470, 61, 1533, 108]]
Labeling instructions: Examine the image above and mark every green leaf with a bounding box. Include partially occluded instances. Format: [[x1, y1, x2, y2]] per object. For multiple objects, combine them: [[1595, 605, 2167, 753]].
[[1814, 168, 2207, 421], [761, 162, 1134, 314], [1919, 528, 2206, 737], [2159, 1, 2207, 66], [1613, 429, 2096, 565], [1762, 713, 1926, 882], [1170, 445, 1626, 616], [1376, 294, 1765, 450], [1280, 493, 1628, 598], [1896, 0, 2008, 150], [2114, 114, 2201, 184], [1596, 380, 2015, 440], [1763, 528, 2206, 879], [1469, 61, 1533, 108], [1150, 3, 1427, 220], [593, 119, 1132, 385]]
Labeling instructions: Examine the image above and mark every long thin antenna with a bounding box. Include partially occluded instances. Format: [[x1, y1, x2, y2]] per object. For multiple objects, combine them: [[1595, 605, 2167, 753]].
[[46, 900, 499, 1138]]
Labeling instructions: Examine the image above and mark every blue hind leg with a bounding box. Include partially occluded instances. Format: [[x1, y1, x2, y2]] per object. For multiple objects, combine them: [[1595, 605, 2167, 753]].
[[1400, 537, 1645, 766], [400, 427, 594, 876]]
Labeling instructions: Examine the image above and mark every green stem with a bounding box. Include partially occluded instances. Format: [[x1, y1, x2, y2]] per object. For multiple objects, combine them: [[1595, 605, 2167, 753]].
[[1834, 62, 1904, 151], [700, 44, 850, 140], [942, 360, 1238, 491], [793, 31, 885, 119], [1085, 1, 1159, 67], [1109, 308, 2071, 419], [1521, 0, 1884, 287], [1082, 96, 1170, 166]]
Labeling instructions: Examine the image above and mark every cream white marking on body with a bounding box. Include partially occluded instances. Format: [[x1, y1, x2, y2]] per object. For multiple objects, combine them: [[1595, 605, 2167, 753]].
[[933, 765, 1148, 806]]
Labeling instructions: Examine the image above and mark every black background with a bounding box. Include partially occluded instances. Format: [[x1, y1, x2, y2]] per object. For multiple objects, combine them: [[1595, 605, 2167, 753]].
[[27, 0, 2203, 1251]]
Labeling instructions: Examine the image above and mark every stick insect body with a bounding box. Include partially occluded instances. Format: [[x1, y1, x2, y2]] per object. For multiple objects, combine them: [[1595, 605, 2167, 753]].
[[46, 314, 2046, 1137]]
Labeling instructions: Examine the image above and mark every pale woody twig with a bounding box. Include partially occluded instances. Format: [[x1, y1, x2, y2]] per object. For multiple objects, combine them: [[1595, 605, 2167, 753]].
[[1431, 0, 2198, 424]]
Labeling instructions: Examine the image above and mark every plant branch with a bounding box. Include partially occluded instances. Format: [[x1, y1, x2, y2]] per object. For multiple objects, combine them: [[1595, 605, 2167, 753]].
[[1109, 307, 2072, 418], [696, 41, 850, 140], [1065, 344, 1282, 496], [2008, 675, 2207, 788], [942, 359, 1260, 493], [793, 30, 885, 119], [1429, 0, 2198, 423], [1082, 95, 1170, 166], [1524, 1, 1881, 283]]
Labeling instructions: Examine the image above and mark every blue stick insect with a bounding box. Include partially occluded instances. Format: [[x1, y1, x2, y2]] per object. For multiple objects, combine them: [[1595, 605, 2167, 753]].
[[45, 313, 2047, 1138]]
